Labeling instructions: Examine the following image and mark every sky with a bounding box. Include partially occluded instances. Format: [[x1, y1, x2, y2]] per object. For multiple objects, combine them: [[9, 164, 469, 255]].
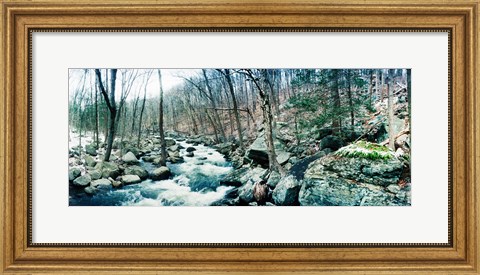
[[68, 69, 200, 102]]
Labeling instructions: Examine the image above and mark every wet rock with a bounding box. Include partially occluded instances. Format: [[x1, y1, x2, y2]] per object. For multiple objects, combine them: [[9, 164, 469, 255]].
[[185, 151, 194, 157], [95, 161, 121, 179], [91, 178, 112, 188], [121, 174, 142, 185], [238, 180, 255, 204], [266, 171, 282, 189], [124, 165, 149, 180], [272, 175, 301, 206], [165, 138, 176, 146], [84, 186, 96, 195], [73, 174, 91, 187], [214, 143, 233, 155], [220, 167, 267, 187], [186, 147, 196, 152], [122, 151, 139, 164], [68, 167, 81, 181], [142, 155, 156, 162], [150, 166, 171, 180]]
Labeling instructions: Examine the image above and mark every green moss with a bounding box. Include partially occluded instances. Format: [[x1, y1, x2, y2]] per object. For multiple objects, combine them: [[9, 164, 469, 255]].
[[334, 141, 395, 160]]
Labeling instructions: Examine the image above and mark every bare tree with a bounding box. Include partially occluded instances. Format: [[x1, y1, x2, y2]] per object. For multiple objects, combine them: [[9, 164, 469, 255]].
[[95, 69, 118, 161], [158, 69, 167, 166]]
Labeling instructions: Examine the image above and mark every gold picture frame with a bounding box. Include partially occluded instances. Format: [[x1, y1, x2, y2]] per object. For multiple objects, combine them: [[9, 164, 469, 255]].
[[1, 0, 478, 273]]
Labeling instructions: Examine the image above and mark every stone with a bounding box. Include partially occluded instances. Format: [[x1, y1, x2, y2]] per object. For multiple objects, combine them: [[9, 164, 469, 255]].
[[266, 171, 282, 189], [387, 184, 401, 194], [238, 180, 255, 204], [272, 175, 302, 206], [84, 155, 97, 167], [220, 167, 267, 187], [68, 167, 81, 181], [276, 151, 291, 165], [124, 165, 149, 180], [84, 186, 96, 195], [72, 174, 91, 187], [122, 151, 139, 164], [186, 147, 196, 152], [121, 174, 142, 185], [150, 166, 171, 180], [89, 169, 102, 180], [305, 155, 403, 187], [96, 161, 121, 179], [246, 133, 289, 167], [85, 144, 97, 156], [215, 143, 233, 155], [185, 151, 194, 157], [165, 138, 176, 146], [91, 178, 112, 188]]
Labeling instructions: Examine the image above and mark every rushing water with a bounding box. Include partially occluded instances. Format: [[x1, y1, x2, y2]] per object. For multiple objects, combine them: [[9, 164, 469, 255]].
[[69, 140, 234, 206]]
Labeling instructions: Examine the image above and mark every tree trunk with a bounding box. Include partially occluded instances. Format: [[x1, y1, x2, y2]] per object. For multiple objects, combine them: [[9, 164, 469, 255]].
[[346, 70, 355, 129], [387, 75, 395, 150], [157, 70, 167, 166], [94, 76, 99, 147], [224, 69, 245, 151], [95, 69, 117, 162], [137, 83, 147, 148], [331, 70, 342, 134], [202, 69, 226, 142]]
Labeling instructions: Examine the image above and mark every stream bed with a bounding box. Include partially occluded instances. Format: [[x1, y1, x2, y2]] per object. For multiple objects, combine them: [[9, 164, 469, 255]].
[[69, 140, 234, 206]]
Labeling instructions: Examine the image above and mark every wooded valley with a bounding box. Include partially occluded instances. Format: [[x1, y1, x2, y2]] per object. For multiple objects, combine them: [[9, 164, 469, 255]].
[[68, 68, 411, 206]]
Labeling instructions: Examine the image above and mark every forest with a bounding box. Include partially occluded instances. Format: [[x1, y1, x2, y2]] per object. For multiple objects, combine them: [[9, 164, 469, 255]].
[[68, 68, 411, 206]]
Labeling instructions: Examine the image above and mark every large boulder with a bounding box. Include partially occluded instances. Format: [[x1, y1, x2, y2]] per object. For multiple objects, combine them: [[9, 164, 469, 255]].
[[72, 174, 91, 187], [220, 167, 267, 187], [90, 178, 112, 188], [305, 154, 403, 187], [238, 180, 255, 204], [150, 166, 171, 180], [68, 167, 81, 181], [165, 138, 176, 146], [214, 143, 233, 156], [319, 135, 344, 151], [272, 175, 301, 206], [122, 151, 139, 164], [84, 155, 97, 167], [95, 161, 121, 179], [121, 174, 142, 185], [88, 169, 102, 180], [298, 177, 409, 206], [85, 144, 97, 156], [124, 165, 148, 180], [186, 146, 196, 152], [246, 133, 289, 167]]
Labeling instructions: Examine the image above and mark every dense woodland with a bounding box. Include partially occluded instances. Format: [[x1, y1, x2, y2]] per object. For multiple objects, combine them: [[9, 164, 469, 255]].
[[69, 69, 411, 206]]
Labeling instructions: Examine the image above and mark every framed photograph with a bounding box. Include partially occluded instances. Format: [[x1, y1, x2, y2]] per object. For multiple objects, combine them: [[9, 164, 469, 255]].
[[1, 0, 478, 274]]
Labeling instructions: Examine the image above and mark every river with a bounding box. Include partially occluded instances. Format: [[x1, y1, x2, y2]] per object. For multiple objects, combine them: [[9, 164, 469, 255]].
[[69, 140, 235, 206]]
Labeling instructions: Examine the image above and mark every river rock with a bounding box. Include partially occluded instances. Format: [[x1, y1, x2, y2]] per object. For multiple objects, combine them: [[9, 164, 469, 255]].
[[91, 178, 112, 188], [84, 155, 97, 167], [238, 180, 255, 204], [124, 165, 149, 180], [89, 169, 102, 180], [68, 167, 81, 181], [122, 151, 139, 164], [272, 175, 301, 206], [150, 166, 171, 180], [121, 174, 142, 185], [84, 186, 96, 195], [73, 174, 91, 187], [266, 171, 282, 189], [220, 167, 267, 187], [185, 151, 194, 157], [142, 155, 156, 162], [165, 138, 176, 146], [85, 144, 97, 156], [319, 135, 344, 151], [168, 145, 180, 152], [95, 161, 121, 179], [186, 147, 196, 152], [305, 155, 403, 187], [276, 151, 291, 165], [215, 143, 233, 155]]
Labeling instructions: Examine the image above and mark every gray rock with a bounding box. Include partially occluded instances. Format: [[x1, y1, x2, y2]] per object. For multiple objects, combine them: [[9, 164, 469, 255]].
[[84, 155, 97, 167], [272, 175, 301, 206], [95, 161, 121, 179], [165, 138, 176, 146], [89, 169, 102, 180], [68, 167, 81, 181], [91, 178, 112, 188], [185, 151, 194, 157], [387, 184, 401, 194], [122, 152, 139, 164], [246, 133, 289, 167], [305, 155, 403, 187], [150, 166, 171, 180], [72, 174, 91, 187], [276, 151, 291, 165], [84, 186, 96, 195], [220, 167, 267, 187], [121, 174, 142, 185], [266, 171, 282, 189], [215, 143, 233, 155], [238, 180, 255, 204], [85, 144, 97, 156], [142, 155, 156, 162], [124, 165, 149, 180], [186, 147, 196, 152]]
